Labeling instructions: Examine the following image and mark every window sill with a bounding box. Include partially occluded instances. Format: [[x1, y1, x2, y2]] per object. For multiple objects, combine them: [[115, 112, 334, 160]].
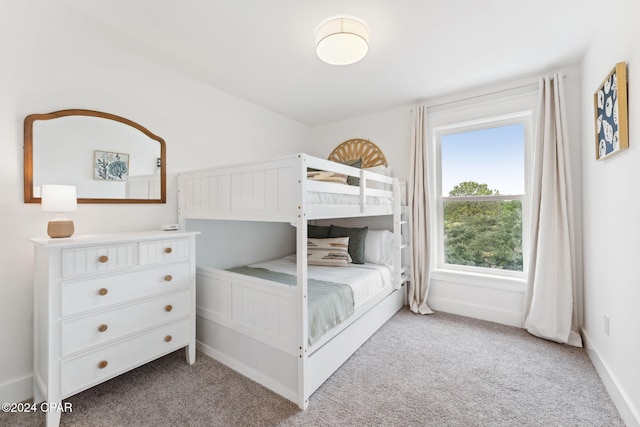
[[431, 268, 526, 293]]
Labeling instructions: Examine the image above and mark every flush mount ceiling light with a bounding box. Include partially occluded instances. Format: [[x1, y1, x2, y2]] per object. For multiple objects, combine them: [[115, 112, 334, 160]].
[[315, 17, 369, 65]]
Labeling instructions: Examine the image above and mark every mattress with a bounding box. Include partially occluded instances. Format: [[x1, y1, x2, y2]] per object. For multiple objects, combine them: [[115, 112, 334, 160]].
[[249, 254, 392, 309]]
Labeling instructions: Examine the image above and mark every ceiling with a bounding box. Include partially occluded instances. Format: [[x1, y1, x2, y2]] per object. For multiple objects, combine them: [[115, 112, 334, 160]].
[[59, 0, 603, 127]]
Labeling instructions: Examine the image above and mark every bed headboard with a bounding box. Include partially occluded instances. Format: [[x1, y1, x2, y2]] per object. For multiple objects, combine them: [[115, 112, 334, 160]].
[[327, 139, 387, 168]]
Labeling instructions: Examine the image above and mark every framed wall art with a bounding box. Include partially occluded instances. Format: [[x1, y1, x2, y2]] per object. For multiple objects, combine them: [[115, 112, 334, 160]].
[[94, 150, 129, 180], [594, 62, 629, 160]]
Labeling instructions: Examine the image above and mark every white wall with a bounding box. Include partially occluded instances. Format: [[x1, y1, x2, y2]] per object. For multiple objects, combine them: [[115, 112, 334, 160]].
[[580, 0, 640, 423], [0, 2, 311, 403], [312, 106, 413, 184]]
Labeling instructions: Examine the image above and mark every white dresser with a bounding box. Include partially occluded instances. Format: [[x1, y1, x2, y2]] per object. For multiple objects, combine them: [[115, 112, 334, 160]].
[[30, 230, 199, 427]]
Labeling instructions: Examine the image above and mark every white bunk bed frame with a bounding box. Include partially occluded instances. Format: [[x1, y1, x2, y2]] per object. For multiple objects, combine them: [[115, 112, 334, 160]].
[[177, 153, 407, 409]]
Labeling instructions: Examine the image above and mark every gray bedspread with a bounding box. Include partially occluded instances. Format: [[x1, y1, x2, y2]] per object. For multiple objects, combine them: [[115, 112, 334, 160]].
[[227, 266, 355, 345]]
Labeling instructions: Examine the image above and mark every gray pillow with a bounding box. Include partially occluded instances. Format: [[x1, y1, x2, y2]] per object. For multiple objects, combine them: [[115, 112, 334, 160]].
[[308, 224, 331, 238], [339, 158, 362, 186], [329, 225, 368, 264]]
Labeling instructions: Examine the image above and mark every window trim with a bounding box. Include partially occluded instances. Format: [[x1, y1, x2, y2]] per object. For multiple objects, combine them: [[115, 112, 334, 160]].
[[433, 111, 532, 279]]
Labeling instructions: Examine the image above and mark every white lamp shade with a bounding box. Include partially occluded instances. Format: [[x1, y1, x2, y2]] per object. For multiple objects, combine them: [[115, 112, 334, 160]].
[[41, 185, 78, 212], [316, 17, 369, 65]]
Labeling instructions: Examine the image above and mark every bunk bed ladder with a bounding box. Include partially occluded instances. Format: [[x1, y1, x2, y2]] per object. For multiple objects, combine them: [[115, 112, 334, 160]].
[[392, 179, 410, 290]]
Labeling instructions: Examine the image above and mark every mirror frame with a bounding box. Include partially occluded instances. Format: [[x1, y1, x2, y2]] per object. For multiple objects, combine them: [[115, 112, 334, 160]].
[[24, 109, 166, 204]]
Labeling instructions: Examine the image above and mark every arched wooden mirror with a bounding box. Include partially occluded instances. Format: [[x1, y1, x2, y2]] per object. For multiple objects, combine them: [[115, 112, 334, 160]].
[[24, 109, 166, 203]]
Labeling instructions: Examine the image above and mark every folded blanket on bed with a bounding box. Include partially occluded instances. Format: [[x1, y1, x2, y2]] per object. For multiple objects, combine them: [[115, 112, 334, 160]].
[[227, 266, 354, 345]]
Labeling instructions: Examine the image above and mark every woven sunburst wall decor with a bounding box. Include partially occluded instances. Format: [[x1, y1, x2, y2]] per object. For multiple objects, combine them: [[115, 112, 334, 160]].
[[327, 138, 387, 168]]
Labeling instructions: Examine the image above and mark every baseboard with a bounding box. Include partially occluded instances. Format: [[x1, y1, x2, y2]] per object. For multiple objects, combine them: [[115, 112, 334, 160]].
[[0, 374, 32, 404], [428, 295, 523, 328], [582, 329, 640, 427]]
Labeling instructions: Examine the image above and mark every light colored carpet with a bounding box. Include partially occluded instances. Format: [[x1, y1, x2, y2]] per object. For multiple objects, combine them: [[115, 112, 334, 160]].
[[2, 308, 624, 426]]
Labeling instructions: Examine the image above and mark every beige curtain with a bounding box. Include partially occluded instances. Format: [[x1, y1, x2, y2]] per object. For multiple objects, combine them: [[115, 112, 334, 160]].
[[524, 75, 581, 347], [408, 105, 433, 314]]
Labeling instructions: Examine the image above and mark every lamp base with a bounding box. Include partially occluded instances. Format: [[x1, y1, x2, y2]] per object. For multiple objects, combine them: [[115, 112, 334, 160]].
[[47, 220, 74, 238]]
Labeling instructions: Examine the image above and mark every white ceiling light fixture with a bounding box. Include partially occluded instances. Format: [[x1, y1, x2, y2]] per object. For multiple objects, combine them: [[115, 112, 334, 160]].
[[315, 17, 369, 66]]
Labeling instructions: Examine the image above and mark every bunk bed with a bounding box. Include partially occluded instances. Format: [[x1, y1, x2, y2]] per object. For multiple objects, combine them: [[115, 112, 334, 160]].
[[177, 140, 408, 409]]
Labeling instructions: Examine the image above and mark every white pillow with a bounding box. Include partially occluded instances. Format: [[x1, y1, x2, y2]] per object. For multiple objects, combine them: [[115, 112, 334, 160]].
[[365, 166, 392, 190], [364, 229, 394, 266], [307, 237, 352, 266]]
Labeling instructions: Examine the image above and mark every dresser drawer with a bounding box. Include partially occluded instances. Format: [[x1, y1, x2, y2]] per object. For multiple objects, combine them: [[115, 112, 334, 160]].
[[62, 290, 191, 356], [62, 243, 136, 278], [61, 319, 191, 397], [62, 262, 190, 316], [139, 238, 190, 265]]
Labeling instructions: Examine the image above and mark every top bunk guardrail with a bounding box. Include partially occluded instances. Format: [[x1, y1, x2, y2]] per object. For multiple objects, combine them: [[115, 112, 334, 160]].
[[177, 153, 397, 224]]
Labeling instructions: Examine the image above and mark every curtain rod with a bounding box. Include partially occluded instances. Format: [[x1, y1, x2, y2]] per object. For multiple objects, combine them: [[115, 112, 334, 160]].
[[422, 74, 567, 111]]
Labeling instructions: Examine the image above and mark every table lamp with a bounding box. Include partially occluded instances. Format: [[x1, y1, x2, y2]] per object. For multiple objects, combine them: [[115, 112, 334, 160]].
[[41, 185, 77, 238]]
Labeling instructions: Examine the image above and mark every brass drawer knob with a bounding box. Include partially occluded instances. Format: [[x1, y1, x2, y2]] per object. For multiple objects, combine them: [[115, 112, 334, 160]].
[[165, 304, 173, 312], [98, 360, 108, 369], [98, 255, 109, 263], [98, 324, 108, 332], [98, 288, 108, 296], [164, 247, 173, 254], [164, 335, 172, 342], [164, 275, 173, 282]]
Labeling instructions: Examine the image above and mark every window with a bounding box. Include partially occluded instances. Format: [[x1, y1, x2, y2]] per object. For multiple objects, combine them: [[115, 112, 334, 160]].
[[436, 114, 530, 275]]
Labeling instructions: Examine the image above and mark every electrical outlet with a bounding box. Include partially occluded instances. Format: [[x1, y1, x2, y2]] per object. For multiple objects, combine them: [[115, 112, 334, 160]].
[[603, 315, 610, 337]]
